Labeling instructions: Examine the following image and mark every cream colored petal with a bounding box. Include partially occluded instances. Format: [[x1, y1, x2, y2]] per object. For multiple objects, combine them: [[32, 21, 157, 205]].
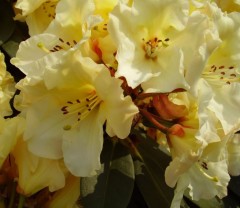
[[94, 68, 138, 139], [62, 108, 104, 176], [108, 0, 189, 88], [46, 174, 80, 208], [208, 83, 240, 134], [0, 117, 24, 167], [15, 0, 46, 16], [55, 0, 95, 27], [25, 1, 58, 35], [11, 33, 64, 84], [24, 95, 74, 159], [142, 48, 189, 93], [12, 138, 66, 196]]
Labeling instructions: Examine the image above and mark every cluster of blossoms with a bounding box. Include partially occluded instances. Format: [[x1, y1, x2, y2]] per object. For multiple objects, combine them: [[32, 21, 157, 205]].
[[1, 0, 240, 207]]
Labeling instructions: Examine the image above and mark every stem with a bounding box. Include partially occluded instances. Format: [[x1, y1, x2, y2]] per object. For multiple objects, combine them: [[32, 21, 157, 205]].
[[8, 182, 16, 208], [124, 137, 143, 161], [139, 109, 169, 133], [17, 195, 25, 208], [136, 92, 160, 100]]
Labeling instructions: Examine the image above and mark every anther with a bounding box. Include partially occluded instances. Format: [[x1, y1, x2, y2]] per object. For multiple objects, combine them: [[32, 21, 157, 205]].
[[37, 42, 50, 53]]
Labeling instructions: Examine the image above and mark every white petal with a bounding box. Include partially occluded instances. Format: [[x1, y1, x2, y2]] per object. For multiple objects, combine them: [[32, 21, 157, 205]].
[[94, 69, 138, 139], [188, 160, 230, 200], [55, 0, 95, 27], [15, 0, 46, 16], [142, 48, 189, 93], [208, 83, 240, 134], [25, 95, 73, 159], [62, 108, 104, 176]]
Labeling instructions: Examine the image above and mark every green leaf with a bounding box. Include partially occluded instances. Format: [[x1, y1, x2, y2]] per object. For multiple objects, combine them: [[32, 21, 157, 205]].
[[222, 176, 240, 208], [1, 39, 19, 58], [0, 0, 15, 45], [228, 176, 240, 198], [1, 27, 25, 58], [131, 130, 174, 208], [1, 20, 29, 57], [80, 138, 135, 208]]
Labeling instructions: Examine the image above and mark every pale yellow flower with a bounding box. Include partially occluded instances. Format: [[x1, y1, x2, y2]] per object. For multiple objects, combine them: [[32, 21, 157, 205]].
[[170, 135, 230, 208], [187, 4, 240, 134], [11, 0, 102, 85], [108, 0, 189, 90], [17, 49, 138, 177], [153, 91, 231, 207], [164, 92, 204, 188]]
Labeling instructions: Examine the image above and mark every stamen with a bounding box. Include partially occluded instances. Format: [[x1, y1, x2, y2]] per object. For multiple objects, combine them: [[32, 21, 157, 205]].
[[48, 38, 78, 53], [142, 36, 170, 59], [37, 42, 50, 53], [203, 64, 240, 85], [197, 162, 219, 182], [41, 1, 57, 20], [61, 91, 102, 129]]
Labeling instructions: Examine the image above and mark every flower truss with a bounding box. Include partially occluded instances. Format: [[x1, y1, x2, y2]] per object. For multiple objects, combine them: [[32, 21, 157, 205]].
[[0, 0, 240, 207]]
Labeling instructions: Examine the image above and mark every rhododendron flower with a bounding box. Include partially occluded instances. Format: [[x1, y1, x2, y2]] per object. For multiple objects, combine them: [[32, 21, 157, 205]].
[[187, 7, 240, 134], [17, 49, 138, 176], [169, 136, 230, 208], [163, 92, 204, 187], [108, 0, 188, 90], [108, 0, 219, 92], [151, 91, 230, 208], [11, 0, 102, 85], [163, 93, 230, 207]]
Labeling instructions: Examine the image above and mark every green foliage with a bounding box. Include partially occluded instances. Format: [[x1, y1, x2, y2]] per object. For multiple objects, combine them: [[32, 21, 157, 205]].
[[0, 0, 15, 46], [80, 138, 135, 208], [0, 0, 28, 57], [131, 131, 174, 208]]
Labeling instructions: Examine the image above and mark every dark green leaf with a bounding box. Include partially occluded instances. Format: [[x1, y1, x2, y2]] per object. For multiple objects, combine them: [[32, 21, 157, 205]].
[[80, 138, 135, 208], [1, 39, 19, 58], [0, 0, 15, 45], [132, 131, 174, 208], [222, 176, 240, 208], [228, 176, 240, 198], [1, 20, 29, 57]]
